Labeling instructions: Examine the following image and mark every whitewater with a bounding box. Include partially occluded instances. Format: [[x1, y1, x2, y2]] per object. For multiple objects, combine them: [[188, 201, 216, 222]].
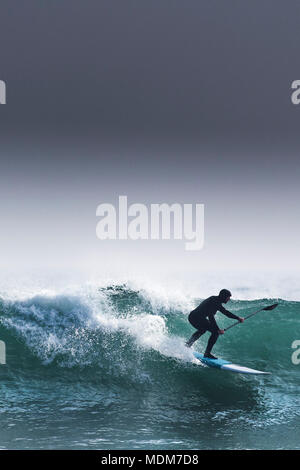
[[0, 275, 299, 449]]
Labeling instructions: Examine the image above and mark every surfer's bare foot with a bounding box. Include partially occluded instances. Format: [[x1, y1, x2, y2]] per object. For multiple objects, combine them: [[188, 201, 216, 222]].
[[204, 352, 218, 360]]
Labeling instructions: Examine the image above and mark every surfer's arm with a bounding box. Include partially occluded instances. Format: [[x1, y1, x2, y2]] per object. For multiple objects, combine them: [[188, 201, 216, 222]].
[[218, 305, 240, 320]]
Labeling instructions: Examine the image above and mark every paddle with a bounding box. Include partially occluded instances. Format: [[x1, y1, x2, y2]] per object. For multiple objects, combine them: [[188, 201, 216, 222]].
[[224, 303, 279, 332]]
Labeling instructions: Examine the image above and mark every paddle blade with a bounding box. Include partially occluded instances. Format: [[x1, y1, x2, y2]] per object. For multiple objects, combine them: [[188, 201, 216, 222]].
[[263, 303, 278, 311]]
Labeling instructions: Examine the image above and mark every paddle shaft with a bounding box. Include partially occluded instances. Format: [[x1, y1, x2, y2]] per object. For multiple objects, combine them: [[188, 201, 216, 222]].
[[224, 307, 265, 331]]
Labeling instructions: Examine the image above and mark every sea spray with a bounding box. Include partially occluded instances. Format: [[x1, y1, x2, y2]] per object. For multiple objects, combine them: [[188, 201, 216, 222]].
[[0, 280, 299, 449]]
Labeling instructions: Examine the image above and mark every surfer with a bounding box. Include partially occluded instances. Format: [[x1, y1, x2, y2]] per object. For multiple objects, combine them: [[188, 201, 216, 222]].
[[185, 289, 244, 359]]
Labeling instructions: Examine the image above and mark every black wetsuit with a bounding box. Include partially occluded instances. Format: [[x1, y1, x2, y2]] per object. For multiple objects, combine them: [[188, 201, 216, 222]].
[[186, 295, 239, 353]]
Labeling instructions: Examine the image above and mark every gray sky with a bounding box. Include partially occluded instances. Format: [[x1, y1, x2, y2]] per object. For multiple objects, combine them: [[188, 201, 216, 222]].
[[0, 1, 299, 278]]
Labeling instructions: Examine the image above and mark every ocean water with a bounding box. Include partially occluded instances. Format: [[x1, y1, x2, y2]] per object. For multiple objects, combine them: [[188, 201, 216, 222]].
[[0, 278, 299, 450]]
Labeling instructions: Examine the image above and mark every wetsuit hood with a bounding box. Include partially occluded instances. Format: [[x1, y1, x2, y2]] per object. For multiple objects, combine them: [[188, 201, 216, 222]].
[[218, 289, 232, 303]]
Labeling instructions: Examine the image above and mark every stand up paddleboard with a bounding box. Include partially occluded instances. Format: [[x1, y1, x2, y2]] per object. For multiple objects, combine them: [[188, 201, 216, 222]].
[[193, 352, 270, 375], [189, 303, 278, 375]]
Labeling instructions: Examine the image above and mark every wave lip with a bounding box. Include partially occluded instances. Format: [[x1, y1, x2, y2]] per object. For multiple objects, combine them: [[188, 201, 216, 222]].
[[0, 282, 298, 380]]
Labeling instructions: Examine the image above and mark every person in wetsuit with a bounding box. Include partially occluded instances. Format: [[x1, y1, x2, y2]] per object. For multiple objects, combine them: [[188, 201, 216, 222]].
[[185, 289, 244, 359]]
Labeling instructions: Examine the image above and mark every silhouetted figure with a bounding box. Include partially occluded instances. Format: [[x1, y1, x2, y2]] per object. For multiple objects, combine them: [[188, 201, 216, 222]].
[[186, 289, 244, 359]]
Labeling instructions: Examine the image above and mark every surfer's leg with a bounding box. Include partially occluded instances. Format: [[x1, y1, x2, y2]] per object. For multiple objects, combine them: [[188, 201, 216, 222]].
[[185, 319, 208, 348], [204, 328, 219, 357], [185, 330, 203, 347]]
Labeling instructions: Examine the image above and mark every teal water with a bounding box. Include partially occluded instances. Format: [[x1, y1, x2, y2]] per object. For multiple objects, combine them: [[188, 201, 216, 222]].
[[0, 283, 299, 449]]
